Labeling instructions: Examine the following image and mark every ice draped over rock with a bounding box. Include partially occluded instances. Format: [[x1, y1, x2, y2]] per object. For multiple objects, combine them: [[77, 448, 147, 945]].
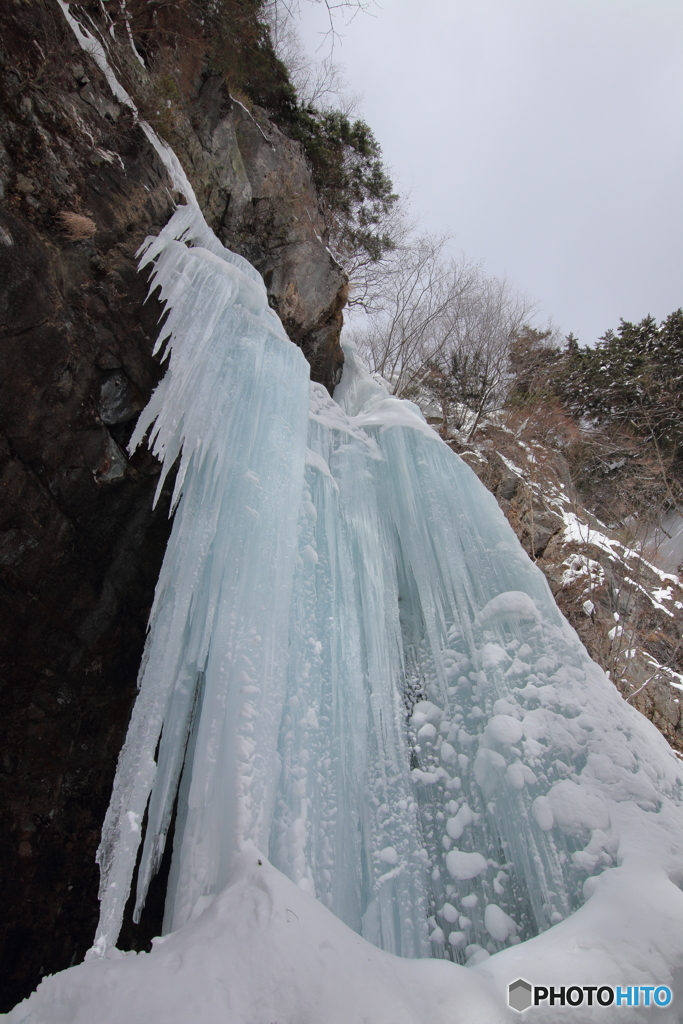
[[92, 204, 683, 977], [92, 205, 311, 952]]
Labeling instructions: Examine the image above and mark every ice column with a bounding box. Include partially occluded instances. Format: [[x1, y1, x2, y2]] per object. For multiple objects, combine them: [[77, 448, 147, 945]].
[[268, 344, 683, 964], [92, 205, 310, 952], [272, 384, 434, 956]]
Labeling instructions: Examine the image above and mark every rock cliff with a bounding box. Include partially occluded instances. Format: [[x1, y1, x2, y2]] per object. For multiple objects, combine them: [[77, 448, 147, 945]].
[[452, 423, 683, 756], [0, 0, 346, 1008]]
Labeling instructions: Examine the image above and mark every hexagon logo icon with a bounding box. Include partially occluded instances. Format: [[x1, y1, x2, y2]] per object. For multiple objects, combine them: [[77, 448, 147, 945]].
[[508, 978, 533, 1012]]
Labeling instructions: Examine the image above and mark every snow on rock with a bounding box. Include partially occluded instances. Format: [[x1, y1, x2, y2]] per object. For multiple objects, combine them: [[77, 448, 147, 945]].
[[505, 763, 537, 790], [446, 802, 477, 840], [546, 780, 610, 837], [456, 420, 683, 755], [474, 591, 541, 627], [484, 904, 518, 942], [476, 861, 683, 1022], [440, 741, 458, 763], [446, 850, 489, 881], [410, 700, 442, 726], [473, 748, 508, 798], [531, 796, 555, 831], [379, 847, 398, 865], [439, 902, 459, 923], [482, 715, 524, 747]]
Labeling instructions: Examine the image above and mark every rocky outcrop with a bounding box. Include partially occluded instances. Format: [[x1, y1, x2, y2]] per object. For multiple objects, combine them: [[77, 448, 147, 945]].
[[0, 0, 346, 1009], [178, 75, 347, 387], [454, 424, 683, 756], [456, 442, 567, 560]]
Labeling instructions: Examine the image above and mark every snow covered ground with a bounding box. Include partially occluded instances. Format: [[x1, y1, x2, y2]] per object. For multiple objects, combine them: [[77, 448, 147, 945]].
[[5, 845, 508, 1024], [6, 841, 683, 1023]]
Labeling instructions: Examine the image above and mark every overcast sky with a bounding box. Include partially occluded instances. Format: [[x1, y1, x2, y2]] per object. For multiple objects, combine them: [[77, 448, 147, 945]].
[[294, 0, 683, 344]]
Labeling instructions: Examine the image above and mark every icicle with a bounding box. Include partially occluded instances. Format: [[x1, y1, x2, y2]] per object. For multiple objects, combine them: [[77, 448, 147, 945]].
[[91, 205, 310, 954]]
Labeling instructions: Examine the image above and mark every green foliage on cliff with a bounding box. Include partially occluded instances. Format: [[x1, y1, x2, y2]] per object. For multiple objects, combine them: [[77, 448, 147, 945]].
[[506, 326, 563, 409], [282, 106, 398, 263], [557, 310, 683, 458], [499, 310, 683, 525]]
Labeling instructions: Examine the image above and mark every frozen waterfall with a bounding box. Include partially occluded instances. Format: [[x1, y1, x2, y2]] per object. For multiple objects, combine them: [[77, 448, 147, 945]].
[[90, 201, 683, 979], [12, 7, 679, 1019]]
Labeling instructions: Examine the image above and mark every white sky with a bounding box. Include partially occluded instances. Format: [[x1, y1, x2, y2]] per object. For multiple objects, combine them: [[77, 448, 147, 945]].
[[294, 0, 683, 344]]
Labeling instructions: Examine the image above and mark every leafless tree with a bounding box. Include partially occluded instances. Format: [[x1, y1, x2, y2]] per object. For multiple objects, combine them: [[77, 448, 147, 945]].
[[349, 233, 534, 437], [264, 0, 377, 57], [336, 197, 414, 312], [349, 233, 482, 396], [265, 6, 360, 112], [446, 276, 533, 439]]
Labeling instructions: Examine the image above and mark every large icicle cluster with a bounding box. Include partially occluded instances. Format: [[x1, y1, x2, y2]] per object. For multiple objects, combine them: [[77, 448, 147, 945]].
[[279, 350, 683, 963], [92, 204, 311, 951], [90, 204, 683, 975]]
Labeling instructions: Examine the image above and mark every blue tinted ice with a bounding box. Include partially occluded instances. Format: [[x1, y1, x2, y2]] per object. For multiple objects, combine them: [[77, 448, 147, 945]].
[[93, 206, 683, 970]]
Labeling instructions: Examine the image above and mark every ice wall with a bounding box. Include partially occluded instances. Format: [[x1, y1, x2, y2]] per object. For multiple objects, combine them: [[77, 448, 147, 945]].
[[92, 203, 683, 976], [276, 348, 683, 964]]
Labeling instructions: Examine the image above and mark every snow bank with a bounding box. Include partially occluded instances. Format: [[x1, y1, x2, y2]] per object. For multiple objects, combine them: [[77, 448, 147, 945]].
[[6, 847, 506, 1024], [476, 860, 683, 1022]]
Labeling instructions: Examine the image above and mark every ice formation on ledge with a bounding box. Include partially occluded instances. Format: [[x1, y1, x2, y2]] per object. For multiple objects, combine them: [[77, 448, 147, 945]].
[[91, 202, 312, 952]]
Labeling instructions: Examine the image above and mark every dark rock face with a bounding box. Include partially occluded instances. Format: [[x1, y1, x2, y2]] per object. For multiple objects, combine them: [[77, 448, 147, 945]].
[[0, 1, 346, 1010]]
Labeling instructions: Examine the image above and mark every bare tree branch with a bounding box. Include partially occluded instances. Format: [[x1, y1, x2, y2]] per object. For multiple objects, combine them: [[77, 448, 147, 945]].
[[350, 233, 535, 438]]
